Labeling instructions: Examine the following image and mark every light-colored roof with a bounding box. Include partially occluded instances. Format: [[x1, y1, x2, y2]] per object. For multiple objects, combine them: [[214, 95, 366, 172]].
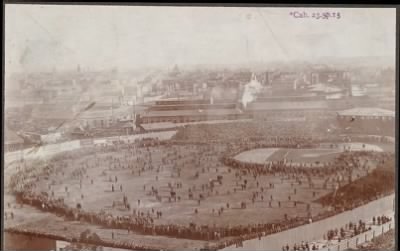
[[80, 106, 132, 119], [310, 84, 342, 93], [141, 109, 242, 118], [248, 101, 328, 111], [121, 122, 135, 128], [141, 122, 177, 130], [141, 119, 253, 130], [337, 108, 395, 117], [123, 86, 137, 95]]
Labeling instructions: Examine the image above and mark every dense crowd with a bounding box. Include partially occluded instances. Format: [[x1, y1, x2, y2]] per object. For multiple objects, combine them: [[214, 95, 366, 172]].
[[172, 120, 334, 144], [10, 184, 316, 243], [317, 153, 395, 210], [5, 120, 395, 251], [222, 143, 392, 204]]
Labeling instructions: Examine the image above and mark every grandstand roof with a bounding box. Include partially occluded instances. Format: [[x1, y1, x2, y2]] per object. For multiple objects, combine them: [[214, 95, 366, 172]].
[[247, 101, 328, 111], [141, 122, 177, 130], [337, 108, 395, 117], [80, 106, 132, 119], [141, 119, 252, 130], [141, 109, 242, 118]]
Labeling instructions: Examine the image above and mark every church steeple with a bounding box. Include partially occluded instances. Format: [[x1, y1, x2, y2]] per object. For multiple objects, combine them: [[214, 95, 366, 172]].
[[170, 64, 180, 77]]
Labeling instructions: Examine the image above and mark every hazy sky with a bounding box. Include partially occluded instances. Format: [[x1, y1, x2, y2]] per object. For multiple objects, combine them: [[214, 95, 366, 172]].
[[5, 5, 396, 72]]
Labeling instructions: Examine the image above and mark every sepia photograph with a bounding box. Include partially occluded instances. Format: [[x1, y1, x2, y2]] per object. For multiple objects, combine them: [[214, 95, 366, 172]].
[[2, 4, 397, 251]]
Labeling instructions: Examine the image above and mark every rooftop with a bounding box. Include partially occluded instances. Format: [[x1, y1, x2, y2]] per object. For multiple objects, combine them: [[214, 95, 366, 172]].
[[310, 84, 343, 93], [141, 108, 243, 118], [141, 119, 253, 131], [80, 106, 133, 119], [337, 108, 395, 117], [141, 122, 177, 130], [247, 101, 328, 111]]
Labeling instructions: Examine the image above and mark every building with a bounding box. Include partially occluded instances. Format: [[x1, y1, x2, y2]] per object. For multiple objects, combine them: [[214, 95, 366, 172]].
[[122, 86, 138, 105], [138, 99, 247, 124], [336, 108, 395, 136], [261, 71, 274, 86], [308, 69, 350, 85], [138, 109, 246, 124], [250, 99, 331, 110], [79, 106, 133, 129]]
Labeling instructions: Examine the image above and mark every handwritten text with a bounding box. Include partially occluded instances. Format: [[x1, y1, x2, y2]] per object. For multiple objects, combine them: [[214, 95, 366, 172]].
[[289, 11, 341, 20]]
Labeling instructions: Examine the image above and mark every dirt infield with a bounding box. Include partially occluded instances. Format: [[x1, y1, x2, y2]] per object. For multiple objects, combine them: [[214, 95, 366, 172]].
[[233, 143, 384, 165], [234, 148, 280, 163], [236, 148, 342, 165]]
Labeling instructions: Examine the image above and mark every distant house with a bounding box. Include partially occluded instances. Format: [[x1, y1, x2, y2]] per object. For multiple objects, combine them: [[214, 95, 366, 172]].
[[123, 86, 137, 96], [222, 71, 252, 85], [122, 86, 138, 105], [307, 70, 350, 85]]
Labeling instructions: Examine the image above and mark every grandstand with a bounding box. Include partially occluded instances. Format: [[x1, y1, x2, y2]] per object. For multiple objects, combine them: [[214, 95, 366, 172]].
[[137, 98, 248, 124], [337, 108, 395, 136]]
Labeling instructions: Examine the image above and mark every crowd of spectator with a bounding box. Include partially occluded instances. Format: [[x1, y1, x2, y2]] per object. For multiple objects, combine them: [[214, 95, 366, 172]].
[[5, 120, 395, 251]]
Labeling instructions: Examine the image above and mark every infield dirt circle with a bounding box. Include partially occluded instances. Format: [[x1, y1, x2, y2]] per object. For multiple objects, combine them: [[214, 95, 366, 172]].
[[234, 143, 383, 165]]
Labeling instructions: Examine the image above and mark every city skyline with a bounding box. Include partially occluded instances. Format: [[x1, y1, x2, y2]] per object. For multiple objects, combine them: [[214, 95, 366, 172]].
[[5, 5, 396, 73]]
